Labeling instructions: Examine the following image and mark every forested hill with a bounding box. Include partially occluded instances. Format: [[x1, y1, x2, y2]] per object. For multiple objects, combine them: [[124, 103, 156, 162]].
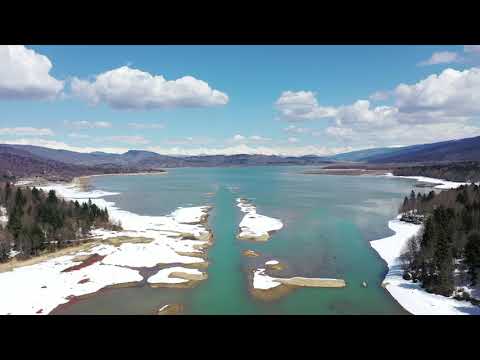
[[369, 136, 480, 163], [2, 133, 480, 182], [332, 136, 480, 163], [0, 144, 333, 182], [392, 162, 480, 183], [0, 145, 165, 181], [399, 184, 480, 303], [0, 182, 119, 262]]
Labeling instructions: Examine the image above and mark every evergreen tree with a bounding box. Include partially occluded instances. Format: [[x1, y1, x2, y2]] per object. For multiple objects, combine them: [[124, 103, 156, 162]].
[[465, 232, 480, 285], [31, 187, 40, 202], [402, 196, 409, 212], [29, 224, 46, 255], [432, 223, 455, 295], [426, 190, 435, 201], [7, 189, 26, 240], [5, 182, 11, 202], [0, 182, 117, 259], [47, 190, 58, 204]]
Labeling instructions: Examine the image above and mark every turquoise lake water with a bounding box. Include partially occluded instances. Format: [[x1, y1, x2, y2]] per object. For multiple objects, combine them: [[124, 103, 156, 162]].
[[55, 166, 422, 315]]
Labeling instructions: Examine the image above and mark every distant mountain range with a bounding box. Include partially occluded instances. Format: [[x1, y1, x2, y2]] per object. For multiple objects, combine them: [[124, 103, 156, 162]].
[[1, 135, 479, 181], [3, 145, 334, 168], [328, 147, 401, 162], [0, 145, 108, 181], [333, 136, 480, 163], [0, 144, 333, 181]]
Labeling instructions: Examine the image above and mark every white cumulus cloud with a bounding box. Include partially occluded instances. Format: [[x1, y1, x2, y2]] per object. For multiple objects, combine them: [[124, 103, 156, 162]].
[[275, 91, 337, 121], [418, 51, 460, 66], [335, 100, 399, 129], [232, 134, 246, 141], [0, 45, 64, 100], [395, 67, 480, 116], [71, 66, 229, 110], [318, 66, 480, 147]]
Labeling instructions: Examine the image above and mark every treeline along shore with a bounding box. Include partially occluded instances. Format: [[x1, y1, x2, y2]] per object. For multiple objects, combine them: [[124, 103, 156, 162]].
[[398, 184, 480, 303], [393, 161, 480, 183], [307, 161, 480, 183], [0, 182, 119, 262]]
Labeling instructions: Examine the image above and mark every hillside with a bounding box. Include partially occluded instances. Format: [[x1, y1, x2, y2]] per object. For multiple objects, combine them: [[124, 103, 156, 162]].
[[2, 134, 480, 181], [366, 136, 480, 163], [323, 136, 480, 164], [329, 147, 402, 162], [5, 144, 332, 169], [0, 145, 94, 181], [7, 145, 181, 168], [0, 145, 164, 181], [392, 162, 480, 183]]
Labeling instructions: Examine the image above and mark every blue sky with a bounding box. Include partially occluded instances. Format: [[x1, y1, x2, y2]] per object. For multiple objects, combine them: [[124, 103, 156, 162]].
[[1, 45, 480, 155]]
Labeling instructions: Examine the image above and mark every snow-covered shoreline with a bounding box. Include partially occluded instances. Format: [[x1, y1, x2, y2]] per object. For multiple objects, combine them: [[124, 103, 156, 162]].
[[383, 173, 473, 190], [371, 175, 480, 315], [236, 198, 283, 241], [0, 179, 213, 315]]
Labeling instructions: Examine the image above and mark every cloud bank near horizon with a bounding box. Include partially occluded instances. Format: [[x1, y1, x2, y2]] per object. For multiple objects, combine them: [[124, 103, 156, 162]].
[[276, 67, 480, 147], [0, 137, 354, 157]]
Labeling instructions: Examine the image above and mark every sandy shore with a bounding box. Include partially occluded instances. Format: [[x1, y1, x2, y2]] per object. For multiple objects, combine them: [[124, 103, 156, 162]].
[[250, 267, 346, 301], [147, 266, 208, 288], [243, 249, 261, 257], [0, 241, 99, 274], [14, 171, 168, 190], [71, 171, 168, 191], [74, 170, 167, 182]]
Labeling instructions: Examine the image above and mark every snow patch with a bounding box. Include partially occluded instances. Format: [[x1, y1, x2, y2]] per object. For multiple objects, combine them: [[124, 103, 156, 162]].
[[384, 173, 473, 190], [236, 199, 283, 240], [147, 266, 203, 284], [170, 206, 209, 224], [38, 183, 212, 267], [0, 180, 213, 315], [0, 206, 8, 226], [253, 268, 281, 290], [0, 254, 142, 315], [265, 260, 279, 265]]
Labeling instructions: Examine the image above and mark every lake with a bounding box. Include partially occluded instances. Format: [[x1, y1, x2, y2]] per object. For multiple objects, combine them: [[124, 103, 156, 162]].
[[55, 166, 421, 315]]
